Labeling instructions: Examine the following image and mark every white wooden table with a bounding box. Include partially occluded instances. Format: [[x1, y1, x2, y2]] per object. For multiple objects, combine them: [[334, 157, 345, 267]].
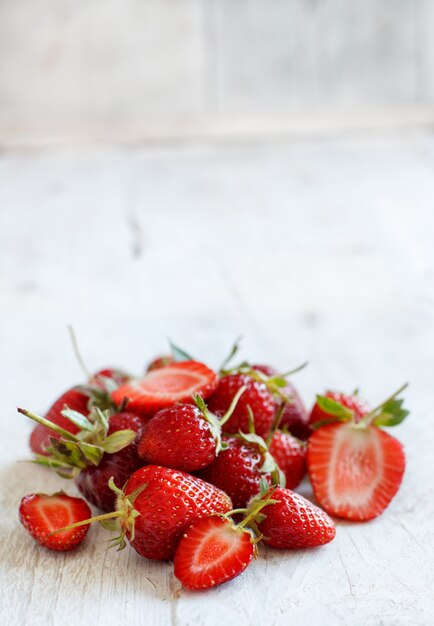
[[1, 132, 434, 625]]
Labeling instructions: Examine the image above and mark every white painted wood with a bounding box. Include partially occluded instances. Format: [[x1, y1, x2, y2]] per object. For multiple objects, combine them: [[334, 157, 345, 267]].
[[1, 132, 434, 625], [1, 0, 434, 146]]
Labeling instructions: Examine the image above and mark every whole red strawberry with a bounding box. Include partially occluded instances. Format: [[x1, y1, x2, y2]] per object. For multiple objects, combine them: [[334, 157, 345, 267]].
[[138, 387, 245, 472], [251, 487, 336, 549], [269, 430, 306, 489], [207, 374, 275, 438], [123, 466, 233, 560], [29, 388, 89, 456], [19, 492, 91, 551], [196, 435, 273, 508], [112, 361, 218, 419], [307, 384, 408, 521]]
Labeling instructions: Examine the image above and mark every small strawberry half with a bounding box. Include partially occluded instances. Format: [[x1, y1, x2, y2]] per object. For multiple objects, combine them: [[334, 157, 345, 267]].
[[307, 384, 409, 521], [19, 492, 91, 551], [174, 516, 255, 590], [250, 486, 336, 549], [112, 361, 218, 418], [146, 355, 174, 372]]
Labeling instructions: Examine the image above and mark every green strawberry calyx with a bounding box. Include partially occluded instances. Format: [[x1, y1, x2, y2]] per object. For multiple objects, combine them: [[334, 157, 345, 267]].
[[17, 406, 137, 477]]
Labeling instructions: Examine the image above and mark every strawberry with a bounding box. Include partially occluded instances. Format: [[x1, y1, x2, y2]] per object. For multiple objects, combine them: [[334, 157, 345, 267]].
[[112, 361, 218, 419], [174, 516, 255, 589], [19, 492, 91, 551], [51, 466, 233, 561], [252, 364, 310, 439], [307, 385, 409, 521], [20, 407, 146, 511], [196, 435, 277, 508], [146, 356, 174, 372], [138, 387, 245, 472], [309, 390, 370, 429], [29, 388, 89, 456], [250, 486, 336, 549], [269, 430, 306, 489], [207, 374, 275, 438]]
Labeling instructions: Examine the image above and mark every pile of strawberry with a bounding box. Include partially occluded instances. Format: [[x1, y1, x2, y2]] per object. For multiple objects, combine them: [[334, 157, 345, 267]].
[[18, 341, 409, 590]]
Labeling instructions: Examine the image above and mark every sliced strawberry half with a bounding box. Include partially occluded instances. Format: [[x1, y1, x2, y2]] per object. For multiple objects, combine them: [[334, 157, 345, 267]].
[[307, 422, 405, 521], [174, 516, 255, 590], [19, 492, 91, 551], [112, 361, 218, 418]]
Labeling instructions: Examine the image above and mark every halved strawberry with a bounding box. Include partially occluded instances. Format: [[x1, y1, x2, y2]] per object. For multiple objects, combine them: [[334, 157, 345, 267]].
[[307, 422, 406, 521], [174, 516, 255, 590], [19, 492, 91, 551], [112, 361, 218, 418]]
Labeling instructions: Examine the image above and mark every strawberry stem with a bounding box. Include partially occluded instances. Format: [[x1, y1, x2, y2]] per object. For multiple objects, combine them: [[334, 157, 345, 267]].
[[17, 407, 81, 442], [275, 361, 309, 378], [237, 487, 277, 530], [265, 402, 286, 447], [49, 510, 122, 536], [359, 382, 409, 427], [218, 385, 247, 427], [68, 325, 91, 380]]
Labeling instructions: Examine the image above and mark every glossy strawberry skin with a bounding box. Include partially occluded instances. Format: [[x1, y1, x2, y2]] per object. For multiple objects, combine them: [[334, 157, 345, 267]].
[[252, 365, 310, 439], [196, 436, 271, 508], [29, 389, 89, 456], [207, 374, 275, 438], [138, 404, 216, 472], [74, 413, 146, 511], [112, 361, 219, 419], [269, 431, 306, 489], [174, 516, 254, 590], [123, 465, 233, 560], [309, 391, 370, 429], [307, 422, 405, 521], [256, 487, 336, 549], [19, 493, 91, 551]]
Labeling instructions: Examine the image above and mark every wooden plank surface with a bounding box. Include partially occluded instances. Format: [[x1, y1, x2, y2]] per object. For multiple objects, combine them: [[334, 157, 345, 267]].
[[1, 132, 434, 625]]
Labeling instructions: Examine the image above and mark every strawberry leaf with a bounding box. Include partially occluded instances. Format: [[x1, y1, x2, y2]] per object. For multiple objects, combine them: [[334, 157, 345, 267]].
[[315, 395, 353, 420], [169, 340, 194, 362], [373, 398, 409, 427], [61, 408, 94, 431], [100, 429, 137, 453]]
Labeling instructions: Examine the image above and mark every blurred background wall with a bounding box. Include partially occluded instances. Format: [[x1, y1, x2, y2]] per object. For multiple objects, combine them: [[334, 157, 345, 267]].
[[1, 0, 434, 148]]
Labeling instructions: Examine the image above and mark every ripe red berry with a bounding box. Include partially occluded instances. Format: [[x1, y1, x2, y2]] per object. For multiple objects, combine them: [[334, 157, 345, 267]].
[[207, 374, 275, 438], [252, 487, 336, 549], [19, 492, 91, 551], [174, 516, 255, 590], [197, 436, 272, 508]]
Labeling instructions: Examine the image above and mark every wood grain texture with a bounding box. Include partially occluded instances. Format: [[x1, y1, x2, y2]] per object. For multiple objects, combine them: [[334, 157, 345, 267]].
[[1, 133, 434, 625]]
